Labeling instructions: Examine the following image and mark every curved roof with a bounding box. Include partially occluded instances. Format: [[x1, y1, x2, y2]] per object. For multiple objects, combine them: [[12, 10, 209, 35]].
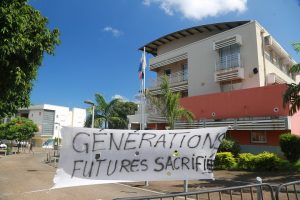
[[140, 20, 251, 55]]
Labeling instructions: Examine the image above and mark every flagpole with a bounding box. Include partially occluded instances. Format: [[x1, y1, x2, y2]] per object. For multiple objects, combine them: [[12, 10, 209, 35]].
[[143, 47, 146, 130], [140, 78, 143, 130], [142, 47, 149, 187]]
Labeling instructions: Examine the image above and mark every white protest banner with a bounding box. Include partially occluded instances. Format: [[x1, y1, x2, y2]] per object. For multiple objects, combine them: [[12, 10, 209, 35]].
[[53, 127, 228, 189]]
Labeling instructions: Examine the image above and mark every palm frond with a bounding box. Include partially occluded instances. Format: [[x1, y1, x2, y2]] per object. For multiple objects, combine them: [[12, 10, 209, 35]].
[[105, 98, 120, 115], [177, 108, 195, 122], [289, 63, 300, 73], [292, 42, 300, 52], [146, 74, 195, 129], [160, 75, 171, 98], [95, 93, 107, 111], [283, 83, 300, 115]]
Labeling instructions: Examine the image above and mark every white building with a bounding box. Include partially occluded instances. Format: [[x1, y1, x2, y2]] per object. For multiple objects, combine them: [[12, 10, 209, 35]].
[[18, 104, 86, 146]]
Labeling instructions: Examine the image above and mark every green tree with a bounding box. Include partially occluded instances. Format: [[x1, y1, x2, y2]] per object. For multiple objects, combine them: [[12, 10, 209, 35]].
[[283, 43, 300, 115], [0, 123, 6, 139], [0, 0, 60, 118], [148, 75, 194, 129], [85, 93, 132, 129], [108, 101, 138, 129], [2, 117, 38, 152]]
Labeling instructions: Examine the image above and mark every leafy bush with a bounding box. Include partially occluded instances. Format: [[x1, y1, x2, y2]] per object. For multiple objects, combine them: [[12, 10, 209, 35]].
[[295, 160, 300, 171], [237, 152, 282, 171], [253, 152, 281, 171], [277, 159, 294, 171], [279, 133, 300, 162], [218, 138, 241, 156], [214, 152, 236, 169], [237, 153, 255, 170]]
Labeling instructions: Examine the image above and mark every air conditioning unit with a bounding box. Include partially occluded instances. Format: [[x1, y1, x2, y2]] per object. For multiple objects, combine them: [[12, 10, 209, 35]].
[[267, 73, 286, 84], [266, 73, 276, 85], [264, 35, 273, 46]]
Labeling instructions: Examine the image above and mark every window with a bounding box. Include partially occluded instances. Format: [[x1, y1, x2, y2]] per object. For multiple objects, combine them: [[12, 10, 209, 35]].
[[218, 44, 240, 70], [164, 69, 171, 76], [282, 65, 288, 74], [251, 131, 267, 143], [181, 90, 188, 97], [182, 63, 188, 81], [273, 55, 280, 67], [264, 50, 271, 61]]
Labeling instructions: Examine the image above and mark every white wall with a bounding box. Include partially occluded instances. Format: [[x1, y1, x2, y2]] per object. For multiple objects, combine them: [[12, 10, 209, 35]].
[[150, 21, 297, 97], [71, 108, 86, 127], [28, 109, 43, 134], [21, 104, 86, 137], [158, 30, 223, 55]]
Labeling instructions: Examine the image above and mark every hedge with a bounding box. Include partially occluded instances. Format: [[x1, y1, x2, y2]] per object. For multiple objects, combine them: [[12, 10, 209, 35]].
[[279, 133, 300, 162], [214, 152, 236, 169], [237, 153, 255, 170], [218, 138, 241, 156]]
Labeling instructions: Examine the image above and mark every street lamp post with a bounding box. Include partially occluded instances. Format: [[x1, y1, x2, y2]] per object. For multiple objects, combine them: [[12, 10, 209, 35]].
[[84, 100, 95, 128]]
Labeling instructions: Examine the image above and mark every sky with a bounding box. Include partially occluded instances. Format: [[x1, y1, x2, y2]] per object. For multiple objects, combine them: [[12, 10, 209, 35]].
[[28, 0, 300, 109]]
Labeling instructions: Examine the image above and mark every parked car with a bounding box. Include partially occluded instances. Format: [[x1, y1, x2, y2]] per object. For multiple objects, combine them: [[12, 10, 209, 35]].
[[0, 142, 7, 149], [42, 139, 54, 149]]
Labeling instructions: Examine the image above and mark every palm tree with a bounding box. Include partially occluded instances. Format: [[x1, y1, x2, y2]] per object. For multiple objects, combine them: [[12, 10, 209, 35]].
[[85, 93, 122, 128], [283, 43, 300, 115], [148, 75, 194, 129]]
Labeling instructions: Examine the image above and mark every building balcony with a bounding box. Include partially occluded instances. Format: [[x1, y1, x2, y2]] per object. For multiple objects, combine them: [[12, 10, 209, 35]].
[[174, 117, 288, 130], [215, 53, 244, 82], [264, 35, 296, 68], [149, 53, 188, 70], [148, 71, 188, 95]]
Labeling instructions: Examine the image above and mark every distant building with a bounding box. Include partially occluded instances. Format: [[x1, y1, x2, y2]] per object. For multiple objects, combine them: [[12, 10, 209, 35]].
[[128, 20, 300, 154], [18, 104, 86, 146]]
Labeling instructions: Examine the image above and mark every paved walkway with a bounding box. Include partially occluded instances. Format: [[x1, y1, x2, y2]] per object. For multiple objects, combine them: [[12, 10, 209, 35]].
[[0, 150, 299, 200], [0, 152, 161, 200]]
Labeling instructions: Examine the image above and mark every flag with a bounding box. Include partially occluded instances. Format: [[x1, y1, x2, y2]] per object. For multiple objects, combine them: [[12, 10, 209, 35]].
[[138, 48, 146, 80]]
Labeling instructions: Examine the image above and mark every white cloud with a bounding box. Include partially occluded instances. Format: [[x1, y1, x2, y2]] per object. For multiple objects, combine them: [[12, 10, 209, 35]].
[[142, 0, 247, 20], [132, 93, 142, 104], [103, 26, 123, 37], [143, 0, 151, 6], [112, 94, 128, 101]]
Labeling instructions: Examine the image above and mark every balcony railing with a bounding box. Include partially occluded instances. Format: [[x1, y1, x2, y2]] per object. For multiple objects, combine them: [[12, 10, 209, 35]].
[[216, 53, 241, 71], [175, 117, 288, 130], [149, 71, 188, 89]]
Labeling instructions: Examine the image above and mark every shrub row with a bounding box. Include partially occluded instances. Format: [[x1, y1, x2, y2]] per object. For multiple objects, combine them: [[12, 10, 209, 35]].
[[218, 138, 241, 156], [279, 133, 300, 163], [214, 152, 285, 171]]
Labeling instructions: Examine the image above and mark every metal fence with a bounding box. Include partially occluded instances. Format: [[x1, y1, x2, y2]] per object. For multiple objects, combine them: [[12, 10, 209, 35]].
[[114, 183, 275, 200], [276, 180, 300, 200], [114, 180, 300, 200]]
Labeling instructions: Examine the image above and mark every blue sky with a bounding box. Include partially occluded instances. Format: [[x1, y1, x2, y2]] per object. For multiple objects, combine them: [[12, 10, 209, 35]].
[[29, 0, 300, 109]]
